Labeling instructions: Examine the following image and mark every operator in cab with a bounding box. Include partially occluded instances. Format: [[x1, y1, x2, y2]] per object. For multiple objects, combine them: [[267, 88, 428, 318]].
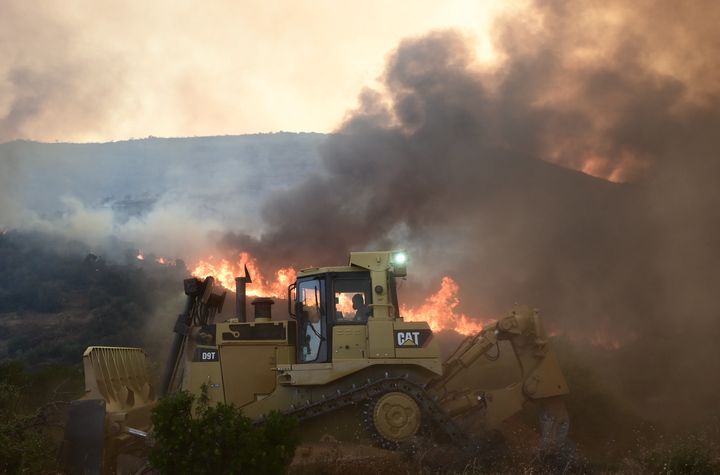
[[352, 294, 371, 322]]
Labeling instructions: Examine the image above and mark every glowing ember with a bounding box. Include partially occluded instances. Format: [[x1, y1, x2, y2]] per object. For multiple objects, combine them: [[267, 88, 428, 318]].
[[192, 252, 297, 298], [589, 330, 624, 350], [401, 276, 489, 336]]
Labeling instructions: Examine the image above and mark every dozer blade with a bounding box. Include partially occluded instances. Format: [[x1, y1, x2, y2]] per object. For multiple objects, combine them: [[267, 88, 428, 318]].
[[82, 346, 156, 412], [63, 347, 157, 474]]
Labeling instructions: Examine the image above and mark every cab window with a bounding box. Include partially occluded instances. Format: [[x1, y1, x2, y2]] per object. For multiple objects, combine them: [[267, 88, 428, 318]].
[[333, 277, 372, 324], [297, 278, 327, 362]]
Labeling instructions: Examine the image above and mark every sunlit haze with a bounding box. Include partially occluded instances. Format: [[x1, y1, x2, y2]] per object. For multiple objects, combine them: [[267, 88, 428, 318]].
[[1, 0, 508, 143]]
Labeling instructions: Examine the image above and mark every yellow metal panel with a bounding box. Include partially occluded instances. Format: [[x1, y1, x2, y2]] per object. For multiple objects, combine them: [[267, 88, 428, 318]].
[[332, 325, 367, 360], [367, 320, 395, 358], [522, 349, 570, 398], [275, 345, 296, 365], [395, 346, 440, 359], [216, 321, 292, 345], [349, 251, 391, 271], [392, 321, 440, 358], [281, 359, 441, 385], [220, 346, 277, 407], [369, 270, 391, 319], [240, 385, 296, 419], [484, 383, 526, 428], [185, 357, 225, 406]]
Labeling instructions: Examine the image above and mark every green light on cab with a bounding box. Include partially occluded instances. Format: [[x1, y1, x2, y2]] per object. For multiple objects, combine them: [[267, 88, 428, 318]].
[[393, 252, 407, 265]]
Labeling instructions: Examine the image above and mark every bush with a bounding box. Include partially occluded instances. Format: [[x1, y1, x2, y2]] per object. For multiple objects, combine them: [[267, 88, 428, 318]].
[[0, 361, 82, 474], [0, 385, 57, 474], [149, 387, 300, 475]]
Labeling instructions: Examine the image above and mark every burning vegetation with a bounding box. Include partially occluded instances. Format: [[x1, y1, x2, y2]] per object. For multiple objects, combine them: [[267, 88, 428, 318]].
[[192, 252, 296, 298], [189, 251, 488, 336], [1, 0, 720, 472], [400, 276, 488, 336]]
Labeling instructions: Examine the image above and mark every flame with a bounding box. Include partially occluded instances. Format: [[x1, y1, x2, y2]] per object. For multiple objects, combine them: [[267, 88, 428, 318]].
[[155, 256, 167, 264], [136, 252, 144, 261], [191, 252, 296, 298], [192, 254, 484, 335], [401, 276, 489, 336]]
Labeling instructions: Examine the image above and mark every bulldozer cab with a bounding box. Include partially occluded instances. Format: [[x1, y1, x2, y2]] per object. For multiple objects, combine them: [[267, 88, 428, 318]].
[[294, 270, 374, 364], [290, 250, 408, 364]]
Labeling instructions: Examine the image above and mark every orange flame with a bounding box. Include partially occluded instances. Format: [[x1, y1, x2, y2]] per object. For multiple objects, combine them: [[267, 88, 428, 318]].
[[136, 252, 144, 261], [401, 276, 489, 336], [192, 254, 484, 335], [191, 252, 296, 298]]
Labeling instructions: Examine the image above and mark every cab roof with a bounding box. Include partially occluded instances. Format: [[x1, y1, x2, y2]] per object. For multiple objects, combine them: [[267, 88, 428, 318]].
[[297, 251, 407, 278], [297, 265, 362, 277]]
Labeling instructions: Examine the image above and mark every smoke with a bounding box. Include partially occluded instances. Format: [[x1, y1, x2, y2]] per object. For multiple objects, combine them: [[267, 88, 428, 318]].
[[218, 0, 720, 426], [0, 0, 507, 143], [25, 196, 225, 261], [0, 134, 325, 261], [0, 150, 22, 230], [0, 2, 128, 143], [2, 0, 719, 428]]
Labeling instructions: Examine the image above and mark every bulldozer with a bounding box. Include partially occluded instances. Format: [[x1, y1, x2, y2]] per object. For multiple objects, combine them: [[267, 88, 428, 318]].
[[63, 250, 570, 473]]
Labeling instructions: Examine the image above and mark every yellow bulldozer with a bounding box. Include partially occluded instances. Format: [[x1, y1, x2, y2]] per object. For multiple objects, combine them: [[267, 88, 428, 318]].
[[62, 251, 569, 473]]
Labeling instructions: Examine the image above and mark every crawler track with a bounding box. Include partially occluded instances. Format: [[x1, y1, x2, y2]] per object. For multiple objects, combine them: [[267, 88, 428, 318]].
[[285, 375, 477, 449]]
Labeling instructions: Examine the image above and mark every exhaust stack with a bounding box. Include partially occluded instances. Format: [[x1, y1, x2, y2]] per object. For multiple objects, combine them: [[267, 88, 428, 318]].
[[235, 265, 252, 322]]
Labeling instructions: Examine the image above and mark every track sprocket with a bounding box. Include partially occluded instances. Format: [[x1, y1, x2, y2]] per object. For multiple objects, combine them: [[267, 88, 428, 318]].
[[365, 391, 423, 449]]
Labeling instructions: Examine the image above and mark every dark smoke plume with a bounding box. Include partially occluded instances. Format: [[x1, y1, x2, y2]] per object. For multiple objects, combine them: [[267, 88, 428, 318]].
[[221, 0, 720, 426]]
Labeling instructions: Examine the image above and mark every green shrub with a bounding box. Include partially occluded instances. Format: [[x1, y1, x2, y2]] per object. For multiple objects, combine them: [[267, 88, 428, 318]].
[[149, 387, 300, 475], [0, 361, 81, 474]]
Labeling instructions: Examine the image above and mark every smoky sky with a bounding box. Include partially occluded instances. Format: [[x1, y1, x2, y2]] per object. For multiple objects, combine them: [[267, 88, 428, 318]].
[[0, 2, 126, 143], [223, 0, 720, 320], [218, 0, 720, 422], [2, 0, 719, 425], [0, 0, 503, 143]]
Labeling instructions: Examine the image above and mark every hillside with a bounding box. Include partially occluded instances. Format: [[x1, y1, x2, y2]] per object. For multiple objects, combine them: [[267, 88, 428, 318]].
[[0, 230, 192, 366]]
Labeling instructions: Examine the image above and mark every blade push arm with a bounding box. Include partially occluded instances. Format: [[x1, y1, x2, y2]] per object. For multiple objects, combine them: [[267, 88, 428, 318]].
[[429, 305, 569, 428]]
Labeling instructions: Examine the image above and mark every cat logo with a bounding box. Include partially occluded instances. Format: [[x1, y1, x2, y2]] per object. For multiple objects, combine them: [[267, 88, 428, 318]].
[[393, 329, 433, 348], [397, 331, 421, 346]]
